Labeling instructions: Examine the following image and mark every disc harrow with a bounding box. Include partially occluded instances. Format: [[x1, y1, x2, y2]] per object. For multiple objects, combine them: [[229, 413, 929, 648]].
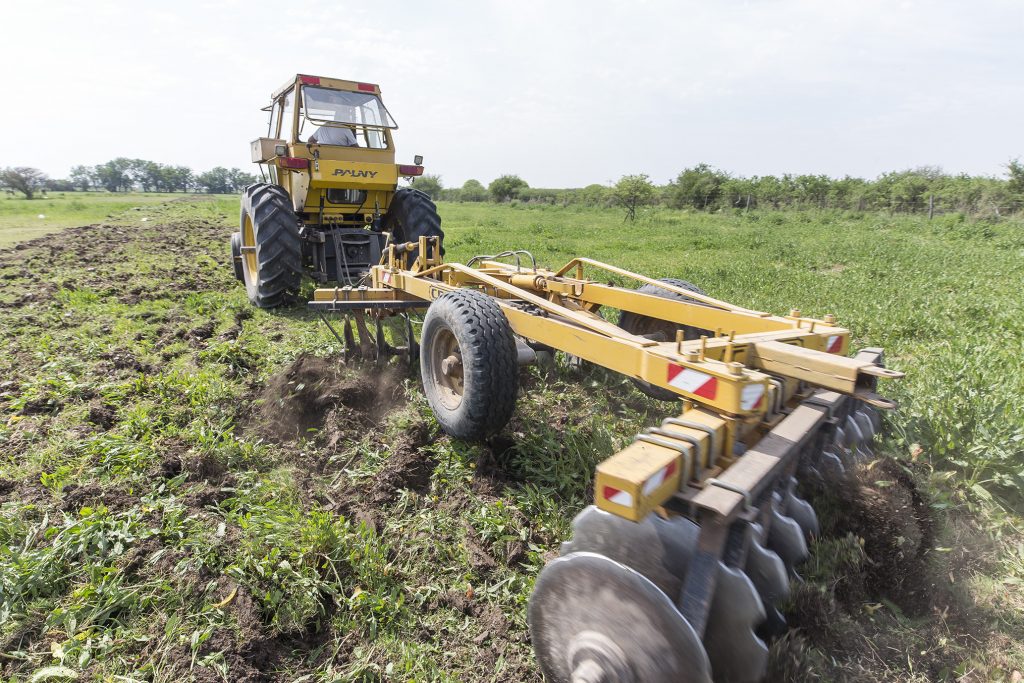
[[300, 237, 902, 683], [530, 371, 890, 682]]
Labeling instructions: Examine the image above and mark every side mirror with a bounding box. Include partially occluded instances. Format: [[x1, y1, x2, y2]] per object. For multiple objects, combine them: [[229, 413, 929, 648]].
[[414, 155, 423, 165]]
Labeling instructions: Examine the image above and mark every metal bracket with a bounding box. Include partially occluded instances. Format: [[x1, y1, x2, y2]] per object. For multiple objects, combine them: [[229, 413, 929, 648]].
[[660, 417, 719, 465], [637, 432, 700, 480], [704, 478, 753, 509]]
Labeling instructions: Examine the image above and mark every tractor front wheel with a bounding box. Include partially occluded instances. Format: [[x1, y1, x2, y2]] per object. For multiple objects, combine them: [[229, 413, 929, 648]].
[[239, 183, 303, 308], [420, 289, 518, 440]]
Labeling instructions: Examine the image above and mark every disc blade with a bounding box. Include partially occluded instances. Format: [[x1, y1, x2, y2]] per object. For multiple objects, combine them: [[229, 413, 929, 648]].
[[703, 564, 769, 683], [833, 425, 847, 450], [745, 524, 790, 607], [819, 449, 847, 481], [844, 414, 864, 449], [560, 505, 698, 597], [854, 410, 874, 442], [865, 405, 882, 433], [767, 509, 808, 577], [529, 552, 712, 683], [785, 491, 820, 541]]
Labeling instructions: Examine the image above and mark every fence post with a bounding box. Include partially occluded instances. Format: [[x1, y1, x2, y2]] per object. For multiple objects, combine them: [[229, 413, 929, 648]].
[[928, 194, 934, 220]]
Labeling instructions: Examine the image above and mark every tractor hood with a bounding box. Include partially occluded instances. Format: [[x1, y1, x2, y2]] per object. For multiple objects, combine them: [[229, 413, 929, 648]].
[[310, 160, 398, 190]]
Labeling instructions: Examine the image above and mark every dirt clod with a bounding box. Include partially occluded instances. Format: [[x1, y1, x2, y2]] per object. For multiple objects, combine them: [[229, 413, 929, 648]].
[[86, 400, 117, 430], [253, 353, 406, 444], [365, 419, 434, 505], [829, 457, 939, 615]]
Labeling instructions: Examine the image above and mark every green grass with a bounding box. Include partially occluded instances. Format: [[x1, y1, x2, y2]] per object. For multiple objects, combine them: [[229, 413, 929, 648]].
[[0, 198, 1021, 681], [0, 193, 229, 246], [440, 203, 1024, 505]]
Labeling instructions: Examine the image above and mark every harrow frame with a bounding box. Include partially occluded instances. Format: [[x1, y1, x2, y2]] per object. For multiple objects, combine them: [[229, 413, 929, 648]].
[[308, 236, 902, 682]]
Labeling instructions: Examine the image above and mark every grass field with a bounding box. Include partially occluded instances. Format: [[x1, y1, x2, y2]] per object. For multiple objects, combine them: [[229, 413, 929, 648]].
[[1, 198, 1022, 681], [0, 193, 216, 246]]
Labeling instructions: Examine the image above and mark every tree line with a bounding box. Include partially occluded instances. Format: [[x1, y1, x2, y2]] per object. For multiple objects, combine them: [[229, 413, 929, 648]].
[[412, 160, 1024, 219], [7, 158, 1022, 219], [0, 159, 258, 199]]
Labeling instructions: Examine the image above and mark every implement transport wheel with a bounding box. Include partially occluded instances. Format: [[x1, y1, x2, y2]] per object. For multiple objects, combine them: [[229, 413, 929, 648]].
[[229, 231, 244, 282], [420, 289, 517, 440], [382, 188, 445, 264], [239, 183, 303, 308], [529, 552, 712, 683], [618, 278, 712, 401]]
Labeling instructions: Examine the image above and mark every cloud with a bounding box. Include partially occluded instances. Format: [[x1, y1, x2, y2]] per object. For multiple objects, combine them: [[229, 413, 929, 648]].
[[1, 0, 1020, 185]]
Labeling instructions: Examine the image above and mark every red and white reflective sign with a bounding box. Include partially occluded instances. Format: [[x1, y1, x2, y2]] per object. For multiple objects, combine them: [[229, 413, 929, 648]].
[[826, 335, 843, 353], [667, 365, 718, 399], [741, 383, 766, 411], [602, 485, 633, 508], [642, 460, 678, 496]]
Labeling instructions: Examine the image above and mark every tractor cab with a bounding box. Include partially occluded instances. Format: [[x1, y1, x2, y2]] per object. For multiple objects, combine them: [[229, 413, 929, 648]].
[[250, 75, 424, 221]]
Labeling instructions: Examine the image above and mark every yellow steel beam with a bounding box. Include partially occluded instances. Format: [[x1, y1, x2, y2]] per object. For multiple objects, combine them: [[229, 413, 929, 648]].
[[552, 257, 769, 316], [500, 306, 772, 416], [746, 340, 903, 407], [457, 259, 836, 340], [311, 286, 421, 303], [574, 283, 794, 336]]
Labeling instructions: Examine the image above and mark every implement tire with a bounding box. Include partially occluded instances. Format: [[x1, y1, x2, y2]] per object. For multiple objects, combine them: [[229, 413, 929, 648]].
[[420, 289, 517, 440], [618, 278, 711, 401], [229, 231, 244, 282], [239, 183, 303, 308], [382, 188, 444, 264]]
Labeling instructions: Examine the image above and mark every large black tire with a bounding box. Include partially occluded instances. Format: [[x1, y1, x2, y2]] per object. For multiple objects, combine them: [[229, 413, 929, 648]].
[[229, 231, 244, 282], [239, 184, 303, 308], [618, 278, 712, 401], [382, 188, 444, 264], [420, 289, 518, 440]]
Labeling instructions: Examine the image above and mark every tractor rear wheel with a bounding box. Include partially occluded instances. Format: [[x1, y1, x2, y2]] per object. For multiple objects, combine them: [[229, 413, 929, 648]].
[[382, 188, 444, 265], [229, 231, 244, 282], [420, 289, 517, 440], [239, 183, 303, 308], [618, 278, 712, 401]]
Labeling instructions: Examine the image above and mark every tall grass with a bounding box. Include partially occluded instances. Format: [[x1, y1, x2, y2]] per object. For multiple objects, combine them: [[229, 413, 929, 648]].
[[439, 203, 1024, 507]]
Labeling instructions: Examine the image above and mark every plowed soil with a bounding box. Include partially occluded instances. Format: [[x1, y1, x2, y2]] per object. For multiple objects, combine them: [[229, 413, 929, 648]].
[[1, 198, 1020, 682]]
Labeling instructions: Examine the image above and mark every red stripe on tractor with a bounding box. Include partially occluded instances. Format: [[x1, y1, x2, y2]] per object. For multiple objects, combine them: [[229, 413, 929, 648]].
[[694, 377, 718, 399]]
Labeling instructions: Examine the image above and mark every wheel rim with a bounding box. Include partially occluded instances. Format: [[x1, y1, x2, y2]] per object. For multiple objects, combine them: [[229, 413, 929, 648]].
[[242, 213, 258, 280], [430, 327, 464, 410]]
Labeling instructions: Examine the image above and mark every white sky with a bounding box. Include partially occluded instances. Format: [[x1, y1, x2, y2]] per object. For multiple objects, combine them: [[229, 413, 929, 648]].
[[2, 0, 1022, 188]]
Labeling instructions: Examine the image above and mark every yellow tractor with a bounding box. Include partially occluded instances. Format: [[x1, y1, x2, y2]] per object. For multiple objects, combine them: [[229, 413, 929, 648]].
[[235, 76, 905, 682], [231, 74, 442, 307]]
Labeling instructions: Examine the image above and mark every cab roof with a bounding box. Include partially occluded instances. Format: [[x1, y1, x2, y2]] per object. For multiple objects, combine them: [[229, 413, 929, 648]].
[[271, 74, 381, 101]]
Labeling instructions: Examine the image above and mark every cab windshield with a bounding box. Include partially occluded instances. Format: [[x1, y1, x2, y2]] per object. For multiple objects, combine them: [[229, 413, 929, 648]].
[[299, 86, 396, 149]]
